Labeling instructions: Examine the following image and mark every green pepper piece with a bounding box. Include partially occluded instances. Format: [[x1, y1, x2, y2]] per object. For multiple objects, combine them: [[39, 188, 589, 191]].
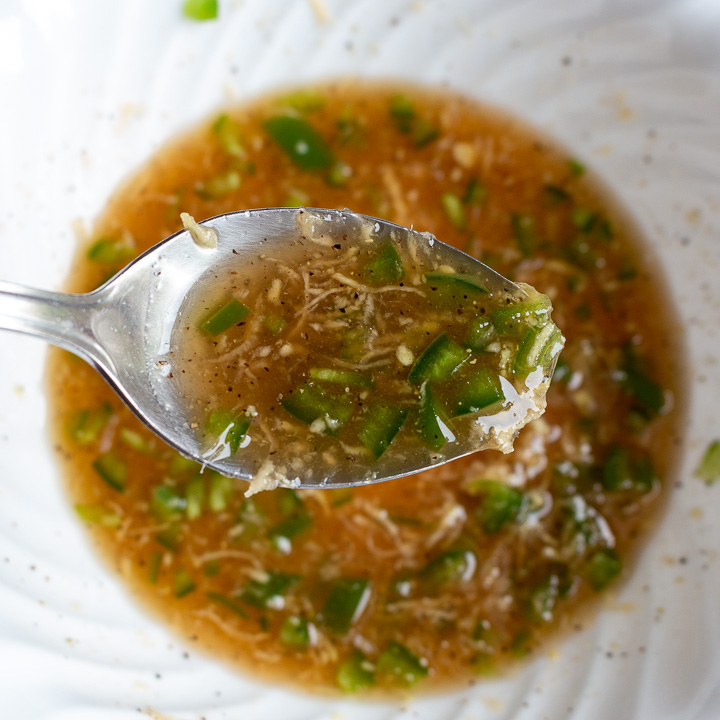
[[67, 403, 113, 445], [200, 298, 250, 336], [278, 88, 326, 113], [358, 402, 408, 459], [92, 451, 127, 492], [525, 574, 560, 623], [280, 615, 311, 649], [424, 271, 488, 307], [212, 114, 245, 158], [568, 158, 585, 177], [363, 244, 405, 284], [75, 503, 121, 528], [330, 487, 354, 507], [284, 188, 311, 207], [586, 549, 622, 591], [454, 368, 505, 416], [326, 160, 352, 187], [469, 479, 523, 534], [337, 650, 375, 692], [239, 571, 299, 609], [206, 591, 249, 618], [510, 212, 537, 257], [174, 569, 196, 598], [419, 549, 476, 591], [544, 184, 571, 204], [118, 427, 154, 454], [155, 524, 181, 553], [195, 168, 241, 199], [147, 551, 163, 585], [169, 453, 202, 478], [262, 313, 287, 335], [571, 206, 597, 231], [377, 641, 429, 687], [696, 440, 720, 483], [513, 323, 564, 379], [263, 115, 335, 170], [269, 511, 312, 553], [185, 476, 205, 520], [464, 177, 487, 206], [441, 192, 467, 230], [309, 367, 374, 389], [275, 488, 305, 516], [182, 0, 217, 20], [208, 473, 234, 512], [87, 236, 136, 264], [322, 578, 371, 635], [151, 485, 187, 521], [389, 95, 416, 131], [414, 382, 455, 451], [206, 409, 251, 453], [408, 333, 469, 385], [281, 383, 354, 436], [464, 316, 497, 352], [492, 294, 553, 336], [618, 350, 665, 417], [602, 445, 656, 493]]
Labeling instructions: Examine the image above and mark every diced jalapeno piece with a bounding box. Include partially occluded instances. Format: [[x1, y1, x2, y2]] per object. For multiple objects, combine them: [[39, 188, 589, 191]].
[[67, 403, 113, 445], [454, 368, 505, 416], [322, 578, 371, 635], [155, 524, 181, 552], [342, 325, 370, 361], [239, 571, 300, 609], [414, 382, 455, 451], [358, 402, 408, 459], [174, 569, 196, 598], [571, 206, 597, 231], [464, 177, 487, 206], [147, 551, 163, 584], [212, 114, 245, 158], [602, 445, 656, 493], [75, 503, 121, 528], [284, 188, 311, 207], [618, 350, 665, 417], [586, 548, 622, 591], [337, 650, 375, 692], [568, 158, 585, 176], [206, 591, 249, 618], [118, 427, 154, 454], [87, 236, 136, 264], [200, 298, 250, 336], [206, 409, 251, 453], [513, 323, 563, 379], [92, 451, 127, 492], [525, 574, 560, 623], [492, 294, 553, 336], [275, 488, 305, 517], [331, 487, 354, 507], [441, 192, 467, 230], [408, 333, 469, 385], [424, 271, 488, 307], [151, 485, 187, 521], [279, 88, 325, 113], [377, 641, 429, 687], [363, 244, 405, 284], [183, 0, 217, 20], [326, 160, 352, 187], [389, 95, 416, 130], [420, 549, 476, 591], [195, 168, 241, 199], [464, 316, 497, 352], [185, 476, 205, 520], [262, 313, 287, 335], [696, 440, 720, 483], [281, 383, 354, 436], [544, 184, 571, 204], [280, 615, 311, 649], [309, 367, 374, 388], [411, 117, 440, 147], [263, 115, 335, 170], [510, 212, 537, 257], [469, 479, 523, 534], [208, 473, 234, 512]]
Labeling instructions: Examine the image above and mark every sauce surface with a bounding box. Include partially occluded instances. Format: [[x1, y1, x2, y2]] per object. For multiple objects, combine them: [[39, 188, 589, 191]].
[[47, 81, 684, 695]]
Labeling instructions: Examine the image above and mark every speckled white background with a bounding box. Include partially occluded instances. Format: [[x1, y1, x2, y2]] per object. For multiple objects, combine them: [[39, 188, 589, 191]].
[[1, 1, 719, 718]]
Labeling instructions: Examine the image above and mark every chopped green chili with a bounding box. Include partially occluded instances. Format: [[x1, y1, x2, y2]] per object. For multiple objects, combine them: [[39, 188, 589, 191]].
[[262, 313, 287, 335], [182, 0, 217, 20], [239, 571, 299, 609], [75, 503, 121, 528], [87, 236, 136, 264], [603, 445, 656, 493], [618, 348, 665, 417], [118, 427, 154, 454], [510, 212, 538, 257], [263, 115, 335, 170], [269, 511, 312, 552], [424, 271, 488, 307], [525, 574, 561, 623], [358, 402, 408, 459], [200, 298, 250, 336], [67, 403, 113, 445], [464, 316, 497, 352], [195, 168, 241, 199], [468, 479, 523, 534], [185, 476, 205, 520], [278, 88, 325, 113], [414, 382, 454, 451], [206, 591, 249, 618], [284, 188, 311, 207], [585, 548, 622, 591], [377, 641, 428, 686], [212, 114, 246, 158], [309, 367, 374, 388], [464, 177, 487, 205], [208, 473, 234, 512], [280, 615, 311, 649], [337, 650, 375, 692], [151, 485, 187, 521], [568, 158, 585, 176], [441, 192, 467, 230], [389, 95, 438, 146], [174, 569, 196, 598], [363, 244, 405, 284], [92, 451, 127, 492], [408, 333, 469, 385], [147, 551, 163, 585], [322, 578, 371, 635], [454, 368, 505, 417], [420, 549, 476, 591], [326, 160, 352, 187], [513, 323, 563, 378], [330, 487, 354, 507], [206, 409, 251, 453], [544, 184, 571, 204], [281, 383, 354, 436], [155, 524, 181, 553], [492, 294, 552, 335], [696, 440, 720, 483], [571, 206, 597, 231]]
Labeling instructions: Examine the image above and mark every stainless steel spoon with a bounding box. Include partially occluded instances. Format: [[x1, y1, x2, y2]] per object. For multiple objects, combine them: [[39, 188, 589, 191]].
[[0, 208, 547, 491]]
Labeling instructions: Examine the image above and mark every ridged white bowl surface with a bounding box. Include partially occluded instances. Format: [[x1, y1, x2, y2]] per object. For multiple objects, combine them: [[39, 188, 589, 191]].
[[1, 1, 720, 718]]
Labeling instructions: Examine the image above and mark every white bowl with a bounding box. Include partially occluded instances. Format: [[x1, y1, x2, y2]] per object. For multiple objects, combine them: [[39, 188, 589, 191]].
[[2, 1, 720, 718]]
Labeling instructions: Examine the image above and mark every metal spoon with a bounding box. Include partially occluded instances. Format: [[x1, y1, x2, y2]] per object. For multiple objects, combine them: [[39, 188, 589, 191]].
[[0, 208, 550, 491]]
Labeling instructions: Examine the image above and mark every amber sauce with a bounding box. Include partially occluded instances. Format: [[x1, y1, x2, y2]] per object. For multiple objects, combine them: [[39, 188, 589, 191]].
[[46, 81, 685, 695]]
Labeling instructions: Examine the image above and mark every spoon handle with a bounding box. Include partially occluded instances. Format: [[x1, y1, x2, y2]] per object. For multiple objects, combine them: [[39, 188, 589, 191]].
[[0, 281, 111, 369]]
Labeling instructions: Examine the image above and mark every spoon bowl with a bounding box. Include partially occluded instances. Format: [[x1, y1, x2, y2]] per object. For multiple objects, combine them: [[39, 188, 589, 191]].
[[0, 208, 550, 490]]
